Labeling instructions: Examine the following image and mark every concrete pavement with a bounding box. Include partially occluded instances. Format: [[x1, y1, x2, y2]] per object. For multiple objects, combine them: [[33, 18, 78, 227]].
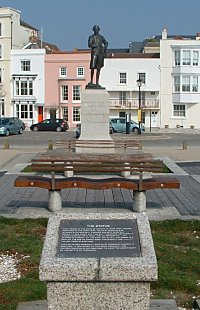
[[0, 140, 200, 221]]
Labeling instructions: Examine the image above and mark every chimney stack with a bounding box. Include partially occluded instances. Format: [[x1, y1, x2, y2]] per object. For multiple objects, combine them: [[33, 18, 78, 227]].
[[162, 27, 168, 40], [196, 32, 200, 40]]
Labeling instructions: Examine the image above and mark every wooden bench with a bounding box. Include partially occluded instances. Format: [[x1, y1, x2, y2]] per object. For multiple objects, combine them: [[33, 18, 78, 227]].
[[56, 139, 141, 154], [14, 155, 180, 213]]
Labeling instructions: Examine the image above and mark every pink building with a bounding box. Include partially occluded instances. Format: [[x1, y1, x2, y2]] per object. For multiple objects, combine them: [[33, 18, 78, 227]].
[[45, 51, 90, 128]]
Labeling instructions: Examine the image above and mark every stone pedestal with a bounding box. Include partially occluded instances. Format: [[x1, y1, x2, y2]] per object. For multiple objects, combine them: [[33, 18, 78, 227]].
[[78, 88, 114, 153], [39, 213, 157, 310]]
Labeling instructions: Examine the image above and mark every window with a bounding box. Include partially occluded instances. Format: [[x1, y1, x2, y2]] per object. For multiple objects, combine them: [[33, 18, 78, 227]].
[[29, 81, 33, 95], [182, 51, 191, 65], [0, 45, 2, 58], [0, 23, 2, 36], [119, 91, 126, 105], [138, 73, 146, 84], [173, 104, 185, 117], [119, 111, 126, 118], [21, 81, 28, 95], [174, 76, 180, 92], [21, 60, 30, 71], [73, 85, 81, 101], [141, 111, 145, 124], [0, 68, 2, 83], [182, 76, 190, 92], [16, 102, 34, 119], [119, 72, 127, 84], [15, 79, 34, 96], [175, 50, 180, 66], [1, 99, 4, 116], [61, 85, 68, 101], [73, 107, 80, 121], [192, 76, 198, 92], [193, 51, 199, 66], [77, 67, 84, 77], [62, 107, 68, 120], [60, 67, 67, 77]]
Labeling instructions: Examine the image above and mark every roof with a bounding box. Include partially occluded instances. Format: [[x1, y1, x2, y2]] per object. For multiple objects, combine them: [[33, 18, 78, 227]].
[[20, 20, 38, 31], [24, 34, 60, 53], [106, 53, 160, 59], [129, 42, 144, 53]]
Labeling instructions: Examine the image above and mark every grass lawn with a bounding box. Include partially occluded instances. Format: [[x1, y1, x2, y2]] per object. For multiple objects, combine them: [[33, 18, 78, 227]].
[[0, 217, 199, 310], [22, 163, 172, 173]]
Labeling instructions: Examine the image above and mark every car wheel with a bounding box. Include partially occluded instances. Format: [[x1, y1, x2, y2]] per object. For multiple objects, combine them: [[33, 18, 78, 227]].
[[133, 127, 139, 134], [18, 127, 23, 134], [56, 126, 62, 132], [33, 126, 39, 132], [5, 129, 10, 136]]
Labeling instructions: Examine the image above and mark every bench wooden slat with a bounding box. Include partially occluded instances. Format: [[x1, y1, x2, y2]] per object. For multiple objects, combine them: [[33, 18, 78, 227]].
[[141, 177, 180, 191], [56, 140, 140, 147], [14, 175, 180, 191], [15, 176, 139, 190]]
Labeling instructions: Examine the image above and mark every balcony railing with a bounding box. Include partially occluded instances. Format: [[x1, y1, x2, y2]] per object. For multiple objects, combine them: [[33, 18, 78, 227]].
[[109, 98, 159, 109]]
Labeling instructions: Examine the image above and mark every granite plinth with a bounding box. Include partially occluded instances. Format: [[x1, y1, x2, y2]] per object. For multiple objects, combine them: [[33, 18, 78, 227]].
[[39, 213, 157, 310], [78, 89, 113, 153], [47, 282, 150, 310]]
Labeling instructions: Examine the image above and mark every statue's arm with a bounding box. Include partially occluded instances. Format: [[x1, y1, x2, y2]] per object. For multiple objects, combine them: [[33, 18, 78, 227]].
[[102, 37, 108, 56], [88, 35, 95, 48]]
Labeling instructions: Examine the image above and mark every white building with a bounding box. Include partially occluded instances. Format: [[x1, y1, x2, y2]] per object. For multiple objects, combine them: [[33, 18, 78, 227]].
[[100, 54, 160, 128], [11, 41, 45, 128], [0, 7, 38, 117], [160, 28, 200, 128]]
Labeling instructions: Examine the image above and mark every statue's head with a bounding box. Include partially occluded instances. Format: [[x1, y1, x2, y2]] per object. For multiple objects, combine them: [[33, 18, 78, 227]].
[[93, 25, 100, 33]]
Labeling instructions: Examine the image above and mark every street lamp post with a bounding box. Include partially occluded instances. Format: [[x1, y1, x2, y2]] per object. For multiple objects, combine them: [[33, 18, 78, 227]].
[[136, 78, 142, 134]]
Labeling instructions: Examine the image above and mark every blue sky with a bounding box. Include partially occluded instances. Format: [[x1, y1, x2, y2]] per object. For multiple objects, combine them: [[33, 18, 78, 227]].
[[1, 0, 200, 51]]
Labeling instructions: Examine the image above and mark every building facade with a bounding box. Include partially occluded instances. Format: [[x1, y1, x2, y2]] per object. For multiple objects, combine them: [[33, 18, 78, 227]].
[[160, 29, 200, 128], [0, 7, 38, 117], [11, 46, 45, 128], [45, 51, 90, 128], [100, 54, 160, 128]]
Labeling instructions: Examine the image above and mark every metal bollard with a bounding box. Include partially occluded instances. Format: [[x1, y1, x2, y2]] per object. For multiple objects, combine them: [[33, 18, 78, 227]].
[[138, 142, 143, 150], [182, 142, 187, 150], [48, 140, 53, 150], [3, 140, 9, 149]]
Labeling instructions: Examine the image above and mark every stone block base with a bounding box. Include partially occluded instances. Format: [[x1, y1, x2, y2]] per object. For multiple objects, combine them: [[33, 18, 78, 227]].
[[47, 282, 150, 310], [79, 89, 112, 144]]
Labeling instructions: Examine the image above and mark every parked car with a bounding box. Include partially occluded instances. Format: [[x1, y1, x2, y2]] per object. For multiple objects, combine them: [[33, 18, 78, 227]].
[[110, 118, 145, 133], [30, 119, 69, 132], [0, 117, 25, 136], [75, 122, 113, 138]]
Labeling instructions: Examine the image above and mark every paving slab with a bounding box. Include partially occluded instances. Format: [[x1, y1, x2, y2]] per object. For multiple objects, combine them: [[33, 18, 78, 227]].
[[16, 299, 178, 310], [16, 300, 47, 310]]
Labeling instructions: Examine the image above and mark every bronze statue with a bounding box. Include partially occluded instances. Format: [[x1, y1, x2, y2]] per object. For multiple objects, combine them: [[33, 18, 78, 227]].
[[86, 25, 108, 89]]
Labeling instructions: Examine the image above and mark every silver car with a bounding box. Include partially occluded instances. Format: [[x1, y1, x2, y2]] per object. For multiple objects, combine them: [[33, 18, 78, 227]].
[[0, 117, 25, 136]]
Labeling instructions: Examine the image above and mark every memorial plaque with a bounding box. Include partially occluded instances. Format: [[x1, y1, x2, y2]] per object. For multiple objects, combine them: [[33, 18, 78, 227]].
[[56, 219, 141, 258]]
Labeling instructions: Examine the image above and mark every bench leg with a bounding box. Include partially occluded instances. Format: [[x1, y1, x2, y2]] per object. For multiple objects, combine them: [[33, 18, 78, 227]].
[[48, 190, 62, 212], [64, 170, 73, 177], [64, 163, 73, 177], [121, 163, 130, 177], [132, 191, 146, 213]]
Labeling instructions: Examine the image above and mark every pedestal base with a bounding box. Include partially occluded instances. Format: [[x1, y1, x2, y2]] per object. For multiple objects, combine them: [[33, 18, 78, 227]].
[[78, 89, 113, 153], [47, 282, 150, 310]]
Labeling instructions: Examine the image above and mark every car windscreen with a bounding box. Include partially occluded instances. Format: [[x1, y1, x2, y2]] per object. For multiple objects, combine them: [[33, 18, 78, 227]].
[[0, 119, 9, 125]]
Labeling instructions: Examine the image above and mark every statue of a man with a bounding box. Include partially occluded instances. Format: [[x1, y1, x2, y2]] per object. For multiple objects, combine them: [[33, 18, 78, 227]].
[[86, 25, 108, 88]]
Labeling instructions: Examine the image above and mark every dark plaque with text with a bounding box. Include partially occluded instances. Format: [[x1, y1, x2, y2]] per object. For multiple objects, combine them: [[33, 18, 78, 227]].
[[56, 219, 141, 258]]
